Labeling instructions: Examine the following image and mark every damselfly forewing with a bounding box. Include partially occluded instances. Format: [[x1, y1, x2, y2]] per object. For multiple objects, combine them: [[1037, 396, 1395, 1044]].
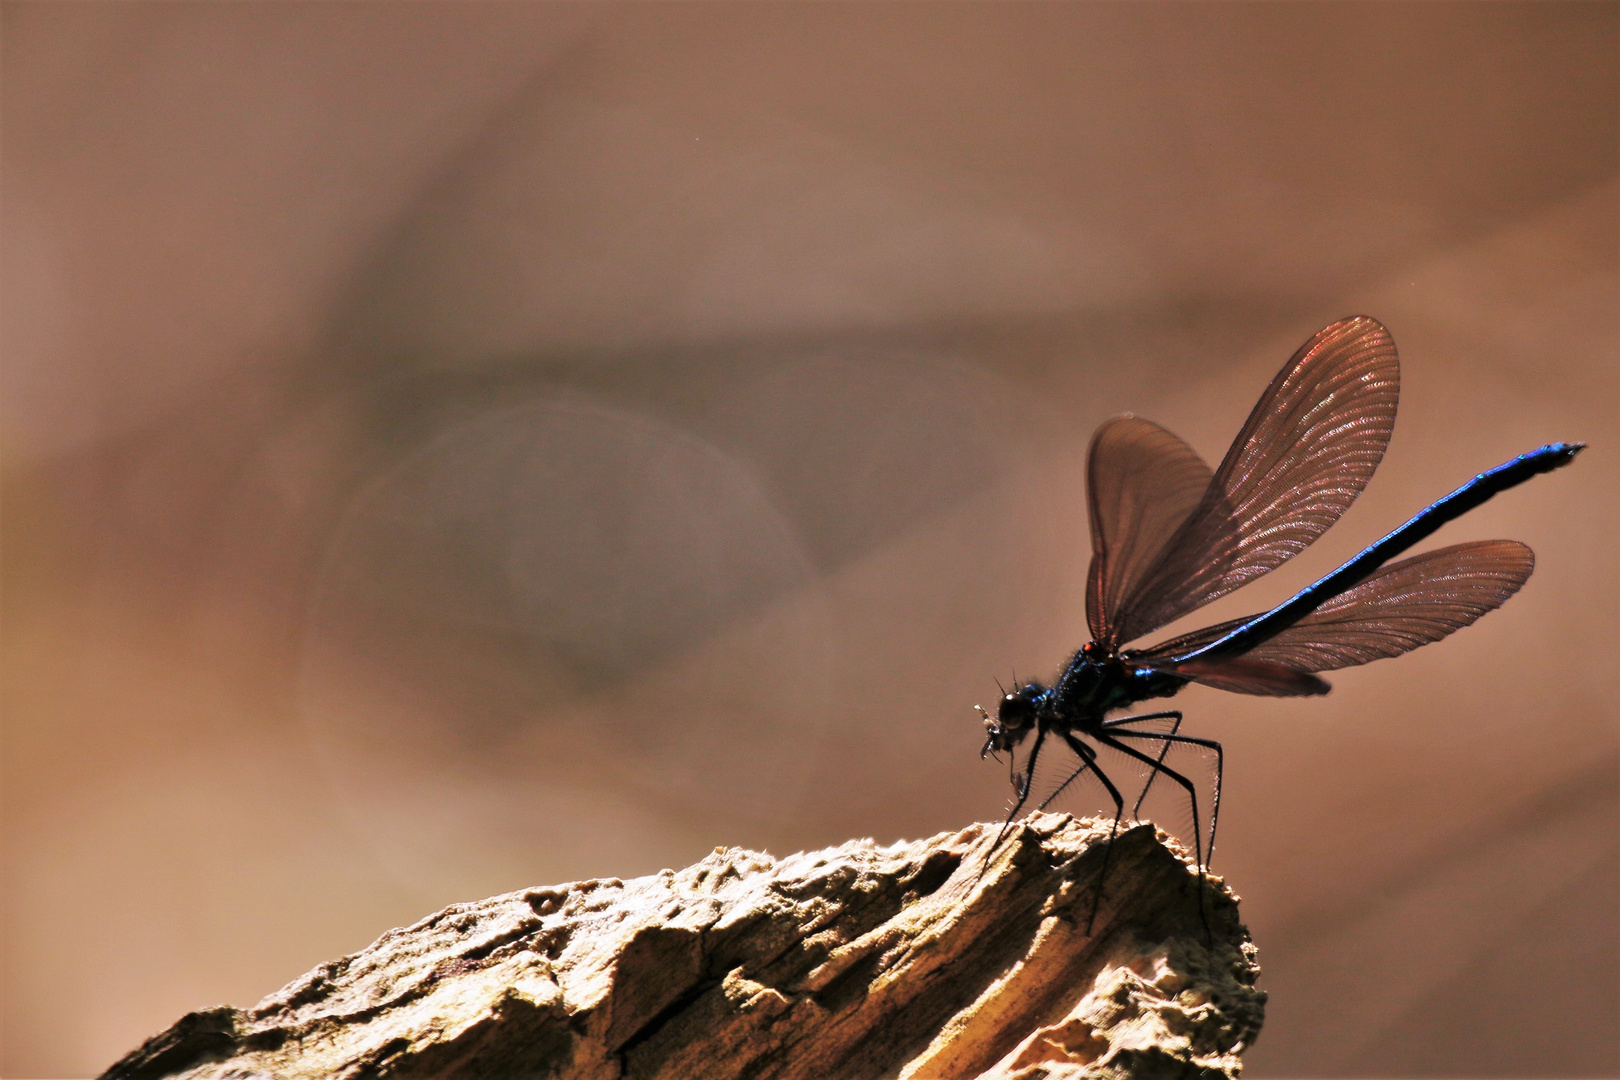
[[978, 316, 1583, 930]]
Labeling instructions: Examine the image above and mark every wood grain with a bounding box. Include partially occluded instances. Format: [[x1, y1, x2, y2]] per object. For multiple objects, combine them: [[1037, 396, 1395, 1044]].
[[100, 813, 1264, 1079]]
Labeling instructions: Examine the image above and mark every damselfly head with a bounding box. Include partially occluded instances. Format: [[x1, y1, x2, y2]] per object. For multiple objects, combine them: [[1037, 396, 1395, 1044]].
[[980, 688, 1038, 756]]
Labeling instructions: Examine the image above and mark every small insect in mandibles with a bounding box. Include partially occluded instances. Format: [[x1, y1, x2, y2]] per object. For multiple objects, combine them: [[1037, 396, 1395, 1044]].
[[977, 316, 1582, 930]]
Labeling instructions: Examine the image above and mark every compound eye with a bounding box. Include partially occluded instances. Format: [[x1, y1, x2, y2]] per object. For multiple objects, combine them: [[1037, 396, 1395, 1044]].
[[997, 693, 1035, 730]]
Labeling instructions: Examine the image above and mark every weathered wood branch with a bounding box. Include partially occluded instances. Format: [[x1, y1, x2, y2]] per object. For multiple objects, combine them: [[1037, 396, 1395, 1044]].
[[101, 813, 1264, 1079]]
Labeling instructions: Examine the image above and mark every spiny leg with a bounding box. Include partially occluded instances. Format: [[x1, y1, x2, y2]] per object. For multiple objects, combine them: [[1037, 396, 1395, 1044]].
[[986, 728, 1048, 859], [1094, 730, 1213, 943], [1108, 727, 1224, 866], [1093, 732, 1206, 867], [1131, 717, 1182, 819], [1036, 740, 1100, 813], [1096, 710, 1183, 819], [1057, 733, 1126, 934]]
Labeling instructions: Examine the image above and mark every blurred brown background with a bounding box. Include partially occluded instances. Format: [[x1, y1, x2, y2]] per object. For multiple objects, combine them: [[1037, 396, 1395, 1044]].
[[2, 3, 1616, 1076]]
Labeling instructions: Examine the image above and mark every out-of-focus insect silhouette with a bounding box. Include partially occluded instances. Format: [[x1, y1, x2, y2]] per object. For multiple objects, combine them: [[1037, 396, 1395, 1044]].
[[978, 316, 1583, 930]]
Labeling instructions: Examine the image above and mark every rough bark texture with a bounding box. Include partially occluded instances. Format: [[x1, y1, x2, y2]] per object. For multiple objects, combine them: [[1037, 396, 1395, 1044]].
[[101, 813, 1264, 1080]]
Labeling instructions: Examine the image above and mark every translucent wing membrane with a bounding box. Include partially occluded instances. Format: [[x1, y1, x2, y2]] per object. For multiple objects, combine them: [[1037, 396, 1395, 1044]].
[[1132, 540, 1534, 692], [1089, 316, 1400, 646], [1085, 417, 1215, 643], [1169, 657, 1331, 697]]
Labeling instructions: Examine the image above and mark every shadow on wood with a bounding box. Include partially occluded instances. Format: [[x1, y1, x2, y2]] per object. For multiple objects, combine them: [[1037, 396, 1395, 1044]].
[[101, 813, 1264, 1079]]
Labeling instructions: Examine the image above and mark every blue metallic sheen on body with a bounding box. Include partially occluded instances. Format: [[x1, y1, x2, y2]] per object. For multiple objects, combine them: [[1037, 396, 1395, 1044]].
[[982, 442, 1583, 757], [1014, 652, 1190, 732], [1172, 442, 1585, 665]]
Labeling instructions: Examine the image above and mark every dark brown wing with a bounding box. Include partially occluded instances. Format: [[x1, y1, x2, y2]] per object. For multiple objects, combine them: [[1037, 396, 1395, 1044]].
[[1095, 316, 1399, 646], [1133, 540, 1535, 692], [1169, 657, 1331, 697], [1084, 416, 1215, 643]]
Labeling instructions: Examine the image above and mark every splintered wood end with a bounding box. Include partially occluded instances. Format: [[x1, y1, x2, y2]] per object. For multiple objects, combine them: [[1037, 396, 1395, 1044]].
[[101, 813, 1264, 1080]]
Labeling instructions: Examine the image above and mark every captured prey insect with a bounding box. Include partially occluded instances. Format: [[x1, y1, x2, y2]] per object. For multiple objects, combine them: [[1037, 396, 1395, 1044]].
[[978, 316, 1582, 929]]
